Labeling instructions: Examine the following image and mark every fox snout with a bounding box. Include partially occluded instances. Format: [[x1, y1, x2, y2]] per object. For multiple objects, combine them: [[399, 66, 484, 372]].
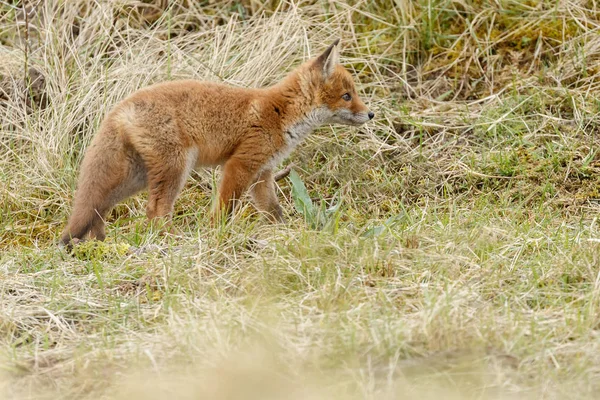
[[357, 110, 375, 122], [332, 108, 374, 126]]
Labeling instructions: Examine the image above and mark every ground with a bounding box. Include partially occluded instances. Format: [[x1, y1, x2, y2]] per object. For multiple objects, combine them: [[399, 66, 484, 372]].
[[1, 1, 600, 399]]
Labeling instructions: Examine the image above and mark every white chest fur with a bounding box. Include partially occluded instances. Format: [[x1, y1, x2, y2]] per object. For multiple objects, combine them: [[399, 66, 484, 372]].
[[264, 106, 332, 171]]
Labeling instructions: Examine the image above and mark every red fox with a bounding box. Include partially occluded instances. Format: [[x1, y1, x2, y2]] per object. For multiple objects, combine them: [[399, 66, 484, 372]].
[[60, 39, 373, 246]]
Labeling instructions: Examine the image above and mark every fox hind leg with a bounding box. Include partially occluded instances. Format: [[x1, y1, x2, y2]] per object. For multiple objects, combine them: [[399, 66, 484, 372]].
[[87, 209, 107, 242], [212, 152, 265, 222], [61, 148, 148, 246], [87, 162, 148, 241], [144, 148, 197, 220]]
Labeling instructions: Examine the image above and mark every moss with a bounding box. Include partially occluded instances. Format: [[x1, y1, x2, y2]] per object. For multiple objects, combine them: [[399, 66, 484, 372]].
[[70, 240, 130, 261]]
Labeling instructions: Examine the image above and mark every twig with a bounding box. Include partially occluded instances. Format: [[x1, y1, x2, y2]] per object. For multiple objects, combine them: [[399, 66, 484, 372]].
[[274, 163, 294, 181], [23, 0, 30, 89]]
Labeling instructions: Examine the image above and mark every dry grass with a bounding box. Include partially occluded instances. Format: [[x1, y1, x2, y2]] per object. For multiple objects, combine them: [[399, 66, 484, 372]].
[[1, 0, 600, 398]]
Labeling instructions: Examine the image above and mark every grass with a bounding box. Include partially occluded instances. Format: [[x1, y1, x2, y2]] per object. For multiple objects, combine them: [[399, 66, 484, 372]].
[[1, 0, 600, 398]]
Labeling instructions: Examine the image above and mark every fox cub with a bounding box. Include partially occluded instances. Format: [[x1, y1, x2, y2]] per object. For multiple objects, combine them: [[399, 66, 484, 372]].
[[60, 39, 373, 245]]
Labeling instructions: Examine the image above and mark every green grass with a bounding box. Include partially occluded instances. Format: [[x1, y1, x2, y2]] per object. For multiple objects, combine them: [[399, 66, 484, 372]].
[[1, 0, 600, 398]]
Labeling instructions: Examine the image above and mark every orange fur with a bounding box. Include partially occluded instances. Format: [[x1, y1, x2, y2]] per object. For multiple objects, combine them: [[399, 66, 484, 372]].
[[60, 40, 373, 246]]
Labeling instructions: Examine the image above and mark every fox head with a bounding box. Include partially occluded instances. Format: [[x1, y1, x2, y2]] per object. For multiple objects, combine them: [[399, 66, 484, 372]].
[[309, 39, 373, 126]]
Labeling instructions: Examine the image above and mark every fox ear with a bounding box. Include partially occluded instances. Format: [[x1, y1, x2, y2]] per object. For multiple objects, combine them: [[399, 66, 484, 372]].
[[314, 39, 340, 80]]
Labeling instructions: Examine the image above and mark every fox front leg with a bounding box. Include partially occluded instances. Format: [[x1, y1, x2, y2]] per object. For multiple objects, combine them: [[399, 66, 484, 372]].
[[249, 169, 285, 223]]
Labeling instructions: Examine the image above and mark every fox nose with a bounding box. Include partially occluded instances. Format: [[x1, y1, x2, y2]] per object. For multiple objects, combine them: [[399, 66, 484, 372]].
[[368, 111, 374, 120]]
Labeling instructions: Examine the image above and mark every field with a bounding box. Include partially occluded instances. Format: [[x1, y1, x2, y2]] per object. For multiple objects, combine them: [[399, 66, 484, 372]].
[[1, 0, 600, 398]]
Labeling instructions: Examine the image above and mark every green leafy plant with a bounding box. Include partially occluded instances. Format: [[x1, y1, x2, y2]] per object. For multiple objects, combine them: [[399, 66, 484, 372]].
[[361, 215, 401, 238], [288, 169, 341, 232]]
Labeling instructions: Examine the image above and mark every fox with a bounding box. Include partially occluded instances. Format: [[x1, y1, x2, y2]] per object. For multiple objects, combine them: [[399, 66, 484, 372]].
[[60, 39, 374, 246]]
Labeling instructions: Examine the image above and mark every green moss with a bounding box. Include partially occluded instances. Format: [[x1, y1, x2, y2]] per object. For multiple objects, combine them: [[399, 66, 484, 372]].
[[70, 240, 130, 261]]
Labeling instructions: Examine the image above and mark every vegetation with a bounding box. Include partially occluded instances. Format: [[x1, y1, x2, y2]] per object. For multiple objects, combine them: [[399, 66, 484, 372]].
[[1, 0, 599, 398]]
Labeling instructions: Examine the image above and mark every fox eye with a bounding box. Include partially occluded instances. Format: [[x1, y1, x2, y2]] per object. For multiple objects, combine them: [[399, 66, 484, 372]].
[[342, 93, 352, 101]]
